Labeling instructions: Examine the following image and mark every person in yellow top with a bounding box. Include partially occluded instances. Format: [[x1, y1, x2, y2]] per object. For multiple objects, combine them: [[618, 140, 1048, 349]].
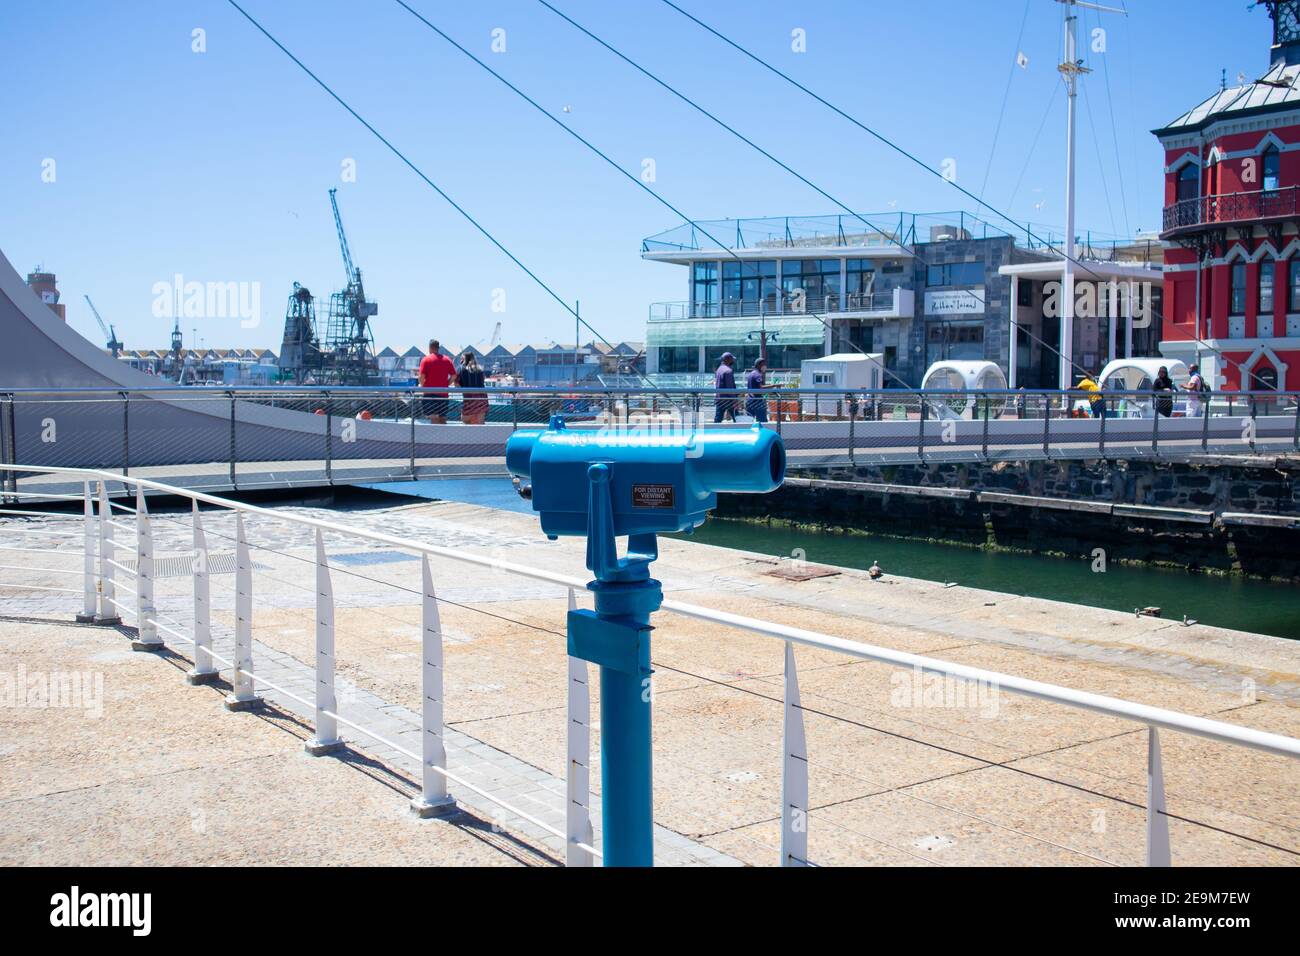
[[1074, 372, 1107, 419]]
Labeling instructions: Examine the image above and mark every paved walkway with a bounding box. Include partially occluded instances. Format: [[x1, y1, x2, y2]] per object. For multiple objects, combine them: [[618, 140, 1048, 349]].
[[2, 496, 1299, 866]]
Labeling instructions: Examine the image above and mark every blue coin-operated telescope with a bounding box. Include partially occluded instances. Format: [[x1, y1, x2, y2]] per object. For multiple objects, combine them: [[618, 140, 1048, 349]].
[[507, 417, 785, 866]]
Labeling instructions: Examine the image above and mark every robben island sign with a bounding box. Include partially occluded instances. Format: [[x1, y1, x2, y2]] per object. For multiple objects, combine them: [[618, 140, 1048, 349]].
[[925, 281, 1155, 326], [924, 289, 985, 316]]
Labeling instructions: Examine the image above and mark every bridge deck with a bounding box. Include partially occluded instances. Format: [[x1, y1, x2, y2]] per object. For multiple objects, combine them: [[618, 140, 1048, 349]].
[[7, 431, 1298, 502]]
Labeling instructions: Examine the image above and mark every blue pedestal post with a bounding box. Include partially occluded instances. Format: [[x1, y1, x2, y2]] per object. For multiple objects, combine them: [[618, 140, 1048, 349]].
[[565, 462, 663, 867]]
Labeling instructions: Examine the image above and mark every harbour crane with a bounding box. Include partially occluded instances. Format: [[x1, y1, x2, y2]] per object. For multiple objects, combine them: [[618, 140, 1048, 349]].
[[324, 188, 378, 383], [84, 294, 123, 357]]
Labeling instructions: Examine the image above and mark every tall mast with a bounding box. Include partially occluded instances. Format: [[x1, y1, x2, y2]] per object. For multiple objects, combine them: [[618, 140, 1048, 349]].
[[1056, 0, 1124, 388]]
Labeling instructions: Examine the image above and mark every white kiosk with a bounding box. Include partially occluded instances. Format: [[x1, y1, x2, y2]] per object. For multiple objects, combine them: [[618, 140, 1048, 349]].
[[799, 352, 884, 416], [1098, 358, 1189, 418], [921, 360, 1009, 419]]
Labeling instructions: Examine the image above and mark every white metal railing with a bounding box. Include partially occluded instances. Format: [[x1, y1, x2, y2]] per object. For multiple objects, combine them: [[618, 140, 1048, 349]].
[[2, 462, 1299, 868]]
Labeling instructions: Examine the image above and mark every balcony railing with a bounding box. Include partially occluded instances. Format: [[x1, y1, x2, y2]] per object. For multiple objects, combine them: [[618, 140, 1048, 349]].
[[1162, 186, 1300, 234], [650, 289, 911, 322]]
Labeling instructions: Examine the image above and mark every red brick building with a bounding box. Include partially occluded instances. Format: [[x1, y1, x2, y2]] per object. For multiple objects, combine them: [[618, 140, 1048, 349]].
[[1156, 0, 1300, 392]]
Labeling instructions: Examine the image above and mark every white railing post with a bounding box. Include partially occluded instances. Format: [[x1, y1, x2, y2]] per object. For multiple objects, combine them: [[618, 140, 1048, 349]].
[[306, 529, 344, 756], [94, 481, 120, 625], [411, 554, 455, 817], [186, 502, 219, 685], [132, 485, 161, 651], [1146, 726, 1172, 866], [782, 640, 809, 866], [223, 513, 262, 711], [76, 480, 96, 623], [566, 586, 594, 866]]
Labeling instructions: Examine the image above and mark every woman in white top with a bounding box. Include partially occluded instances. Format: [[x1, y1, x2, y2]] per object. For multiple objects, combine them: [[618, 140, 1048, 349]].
[[1185, 363, 1205, 418]]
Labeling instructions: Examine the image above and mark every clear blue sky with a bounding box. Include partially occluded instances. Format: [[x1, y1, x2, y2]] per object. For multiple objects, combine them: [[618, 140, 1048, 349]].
[[0, 0, 1274, 353]]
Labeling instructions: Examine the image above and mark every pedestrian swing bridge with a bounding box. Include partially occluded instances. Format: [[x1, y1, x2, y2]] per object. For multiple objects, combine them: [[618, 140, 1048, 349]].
[[1, 385, 1296, 500], [1, 463, 1298, 866]]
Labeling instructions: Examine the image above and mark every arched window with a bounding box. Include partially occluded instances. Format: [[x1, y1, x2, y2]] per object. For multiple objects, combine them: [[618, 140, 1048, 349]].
[[1176, 163, 1199, 203], [1251, 364, 1279, 391], [1263, 145, 1281, 193]]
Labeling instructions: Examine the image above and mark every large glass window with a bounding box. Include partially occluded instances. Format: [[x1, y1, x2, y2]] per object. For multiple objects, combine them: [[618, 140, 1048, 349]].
[[721, 260, 777, 315], [692, 261, 719, 317], [1176, 164, 1198, 203], [1260, 260, 1275, 315], [781, 259, 841, 311], [1289, 259, 1300, 312], [705, 343, 761, 371], [1263, 146, 1281, 193], [926, 321, 985, 364], [1230, 262, 1247, 315], [767, 343, 822, 370], [926, 261, 984, 286], [656, 347, 699, 374], [845, 259, 876, 308]]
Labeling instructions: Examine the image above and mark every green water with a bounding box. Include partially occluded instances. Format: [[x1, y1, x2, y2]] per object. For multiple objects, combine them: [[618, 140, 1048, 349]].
[[370, 477, 1300, 641], [677, 518, 1300, 641]]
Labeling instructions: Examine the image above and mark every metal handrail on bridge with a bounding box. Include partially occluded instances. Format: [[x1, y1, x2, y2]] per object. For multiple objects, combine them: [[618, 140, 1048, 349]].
[[0, 386, 1295, 492], [1, 462, 1298, 866]]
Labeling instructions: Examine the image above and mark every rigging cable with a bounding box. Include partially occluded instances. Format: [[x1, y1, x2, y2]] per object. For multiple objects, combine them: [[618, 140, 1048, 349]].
[[390, 0, 925, 393], [534, 0, 913, 262], [650, 0, 1262, 383], [222, 0, 678, 405], [535, 1, 1109, 385], [649, 0, 1107, 284], [1008, 78, 1064, 222], [1081, 79, 1120, 238], [979, 0, 1034, 203], [1094, 7, 1133, 237]]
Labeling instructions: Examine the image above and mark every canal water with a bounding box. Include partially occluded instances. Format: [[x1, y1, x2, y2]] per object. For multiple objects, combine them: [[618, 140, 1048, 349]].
[[373, 478, 1300, 641]]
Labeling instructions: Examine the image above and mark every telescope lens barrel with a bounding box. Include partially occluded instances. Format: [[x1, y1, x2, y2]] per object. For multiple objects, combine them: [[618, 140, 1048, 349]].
[[689, 427, 784, 494]]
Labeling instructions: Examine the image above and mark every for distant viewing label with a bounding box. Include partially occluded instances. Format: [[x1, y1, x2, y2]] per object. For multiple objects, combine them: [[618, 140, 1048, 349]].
[[632, 483, 675, 509]]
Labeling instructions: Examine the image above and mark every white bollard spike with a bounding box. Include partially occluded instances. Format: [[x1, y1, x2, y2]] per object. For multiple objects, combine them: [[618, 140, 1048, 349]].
[[1146, 726, 1172, 867], [566, 586, 594, 866], [94, 481, 120, 625], [224, 513, 262, 711], [186, 502, 219, 684], [131, 485, 161, 650], [411, 554, 455, 818], [76, 481, 96, 622], [305, 529, 344, 756], [782, 640, 810, 866]]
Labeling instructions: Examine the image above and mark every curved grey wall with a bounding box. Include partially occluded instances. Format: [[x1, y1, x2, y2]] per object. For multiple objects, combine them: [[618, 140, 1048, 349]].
[[0, 248, 510, 468]]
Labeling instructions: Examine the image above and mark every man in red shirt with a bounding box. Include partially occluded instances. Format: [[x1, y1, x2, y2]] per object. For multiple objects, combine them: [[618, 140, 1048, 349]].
[[417, 339, 456, 424]]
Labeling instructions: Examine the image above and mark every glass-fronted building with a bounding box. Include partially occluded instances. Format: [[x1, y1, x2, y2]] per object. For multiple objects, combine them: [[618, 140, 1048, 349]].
[[642, 211, 1162, 388]]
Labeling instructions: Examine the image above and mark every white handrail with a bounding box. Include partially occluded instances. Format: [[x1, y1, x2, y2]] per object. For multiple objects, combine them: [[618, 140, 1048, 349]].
[[4, 462, 1298, 763]]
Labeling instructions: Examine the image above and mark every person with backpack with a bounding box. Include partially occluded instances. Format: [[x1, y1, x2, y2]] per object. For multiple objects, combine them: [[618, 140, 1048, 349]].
[[456, 351, 488, 424], [1185, 363, 1207, 418]]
